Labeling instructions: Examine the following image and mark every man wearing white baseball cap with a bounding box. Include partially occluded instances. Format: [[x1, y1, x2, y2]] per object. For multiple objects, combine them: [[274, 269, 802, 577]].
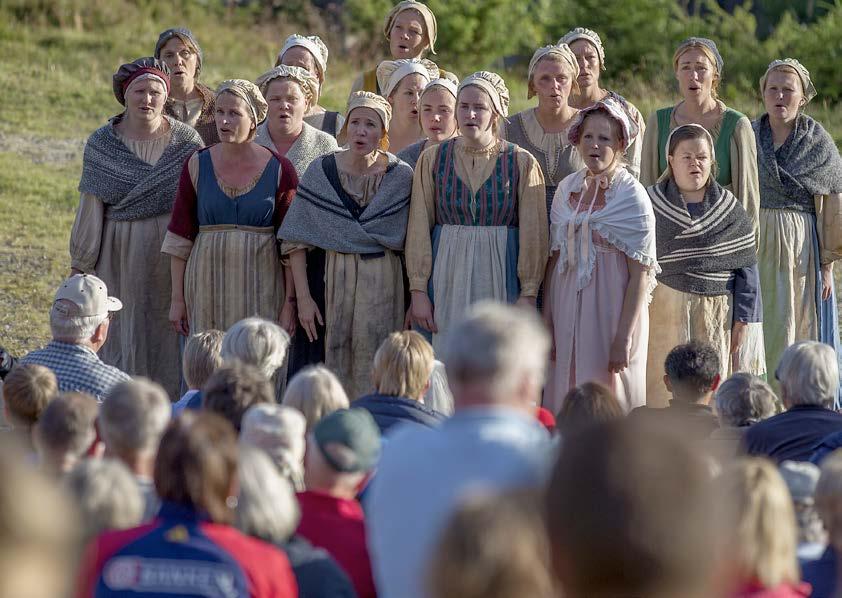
[[20, 274, 130, 400]]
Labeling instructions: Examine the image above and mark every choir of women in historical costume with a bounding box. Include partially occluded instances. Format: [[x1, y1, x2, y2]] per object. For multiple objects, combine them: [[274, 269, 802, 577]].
[[71, 58, 204, 397], [376, 58, 440, 153], [154, 28, 219, 145], [405, 71, 548, 352], [276, 34, 345, 137], [396, 75, 459, 169], [558, 28, 645, 179], [254, 65, 338, 176], [645, 124, 761, 407], [543, 99, 657, 413], [278, 92, 414, 398], [163, 80, 299, 338], [754, 59, 842, 395]]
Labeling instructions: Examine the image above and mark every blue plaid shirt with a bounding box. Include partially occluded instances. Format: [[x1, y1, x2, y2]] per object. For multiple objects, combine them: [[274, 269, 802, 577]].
[[20, 341, 131, 401]]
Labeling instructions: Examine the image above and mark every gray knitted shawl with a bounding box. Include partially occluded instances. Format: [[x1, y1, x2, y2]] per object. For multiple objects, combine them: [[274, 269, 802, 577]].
[[255, 121, 338, 177], [277, 152, 413, 254], [648, 178, 756, 296], [754, 113, 842, 212], [396, 139, 427, 169], [79, 116, 203, 221]]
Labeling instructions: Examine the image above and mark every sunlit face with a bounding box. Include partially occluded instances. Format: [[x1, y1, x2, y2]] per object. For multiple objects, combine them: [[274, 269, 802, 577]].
[[532, 58, 575, 109], [389, 73, 425, 124], [420, 87, 456, 142], [668, 137, 712, 192], [763, 69, 804, 123], [281, 46, 319, 80], [676, 48, 717, 101], [265, 79, 308, 135], [457, 86, 496, 144], [346, 106, 383, 155], [125, 78, 167, 121], [389, 10, 427, 59], [570, 39, 600, 89], [577, 113, 622, 174], [215, 92, 255, 144], [159, 37, 198, 89]]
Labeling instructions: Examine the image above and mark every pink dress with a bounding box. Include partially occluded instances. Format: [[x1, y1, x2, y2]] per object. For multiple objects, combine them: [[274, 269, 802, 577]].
[[544, 168, 657, 414]]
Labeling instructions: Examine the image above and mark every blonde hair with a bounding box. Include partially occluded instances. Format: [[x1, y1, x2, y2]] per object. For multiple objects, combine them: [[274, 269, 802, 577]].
[[183, 330, 225, 389], [2, 364, 58, 428], [372, 331, 435, 399], [282, 365, 349, 432], [718, 458, 800, 588], [673, 43, 720, 99], [527, 53, 581, 100]]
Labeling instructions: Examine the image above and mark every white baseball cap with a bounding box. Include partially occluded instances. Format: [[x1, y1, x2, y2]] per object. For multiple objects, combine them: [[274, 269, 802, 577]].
[[52, 274, 123, 318]]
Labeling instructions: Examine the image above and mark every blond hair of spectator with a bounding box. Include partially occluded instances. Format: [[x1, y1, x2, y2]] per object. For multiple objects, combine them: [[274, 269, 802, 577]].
[[429, 490, 556, 598], [2, 363, 58, 430], [65, 458, 144, 540], [33, 392, 99, 475], [816, 449, 842, 552], [235, 446, 300, 543], [372, 331, 435, 399], [183, 330, 224, 390], [222, 318, 290, 380], [282, 365, 349, 432], [718, 458, 801, 589], [100, 378, 171, 461]]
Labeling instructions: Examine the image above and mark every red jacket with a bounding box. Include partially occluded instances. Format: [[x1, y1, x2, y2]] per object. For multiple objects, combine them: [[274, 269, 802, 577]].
[[733, 580, 812, 597]]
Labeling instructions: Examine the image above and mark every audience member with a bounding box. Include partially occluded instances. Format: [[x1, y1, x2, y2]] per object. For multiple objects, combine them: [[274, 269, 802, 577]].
[[554, 382, 623, 438], [224, 316, 291, 394], [428, 490, 556, 598], [203, 361, 275, 432], [65, 458, 144, 541], [779, 460, 826, 564], [283, 365, 350, 432], [354, 331, 444, 435], [19, 274, 129, 400], [241, 403, 307, 490], [99, 378, 171, 520], [298, 408, 381, 598], [2, 363, 58, 447], [546, 418, 726, 598], [743, 341, 842, 462], [424, 360, 454, 416], [804, 450, 842, 598], [77, 411, 298, 597], [236, 445, 357, 598], [707, 373, 778, 463], [33, 391, 99, 476], [172, 329, 224, 415], [367, 302, 551, 598]]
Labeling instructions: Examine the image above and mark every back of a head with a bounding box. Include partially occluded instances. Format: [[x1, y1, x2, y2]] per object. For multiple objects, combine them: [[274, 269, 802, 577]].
[[816, 450, 842, 549], [424, 360, 454, 416], [307, 408, 381, 484], [183, 330, 224, 390], [442, 302, 550, 408], [777, 341, 839, 408], [100, 378, 171, 458], [222, 318, 290, 380], [33, 392, 98, 466], [240, 403, 306, 489], [203, 361, 274, 432], [154, 411, 238, 524], [372, 331, 435, 399], [2, 364, 58, 429], [714, 373, 779, 427], [664, 341, 720, 402], [429, 490, 556, 598], [546, 418, 720, 598], [235, 446, 300, 544], [65, 458, 144, 541], [283, 365, 349, 432], [556, 382, 623, 436]]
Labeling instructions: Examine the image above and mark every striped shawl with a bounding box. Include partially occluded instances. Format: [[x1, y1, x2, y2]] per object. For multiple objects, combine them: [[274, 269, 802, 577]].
[[648, 178, 756, 295]]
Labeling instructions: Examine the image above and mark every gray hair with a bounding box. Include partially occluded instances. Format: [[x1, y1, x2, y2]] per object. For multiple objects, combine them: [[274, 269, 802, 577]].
[[235, 447, 300, 543], [714, 373, 779, 427], [423, 360, 454, 415], [100, 378, 172, 457], [222, 317, 290, 379], [441, 302, 550, 406], [282, 365, 349, 432], [240, 404, 306, 490], [776, 341, 840, 408], [65, 458, 144, 540], [49, 302, 106, 342]]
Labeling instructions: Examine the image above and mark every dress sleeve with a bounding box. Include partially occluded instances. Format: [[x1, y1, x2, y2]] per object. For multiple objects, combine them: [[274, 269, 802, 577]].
[[69, 193, 105, 273], [273, 155, 300, 230], [730, 117, 760, 240], [815, 193, 842, 265], [640, 111, 661, 187], [624, 104, 646, 180], [167, 152, 201, 241], [732, 264, 762, 324], [516, 149, 549, 297], [405, 147, 439, 292]]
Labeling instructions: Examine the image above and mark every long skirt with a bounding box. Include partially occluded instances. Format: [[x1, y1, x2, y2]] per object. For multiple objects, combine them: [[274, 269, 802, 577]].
[[325, 249, 404, 399], [544, 245, 648, 414], [430, 224, 519, 354], [97, 213, 180, 398]]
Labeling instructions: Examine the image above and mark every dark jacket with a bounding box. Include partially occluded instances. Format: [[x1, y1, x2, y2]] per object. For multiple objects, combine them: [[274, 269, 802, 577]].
[[802, 546, 837, 598], [353, 393, 445, 435], [282, 535, 358, 598], [743, 405, 842, 463], [629, 400, 720, 441]]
